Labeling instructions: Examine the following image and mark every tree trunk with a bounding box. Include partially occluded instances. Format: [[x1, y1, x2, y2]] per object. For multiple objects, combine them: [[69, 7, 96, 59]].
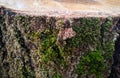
[[0, 1, 120, 78]]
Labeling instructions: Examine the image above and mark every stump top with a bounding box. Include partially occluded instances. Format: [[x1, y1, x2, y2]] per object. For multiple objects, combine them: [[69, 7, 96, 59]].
[[0, 0, 120, 18]]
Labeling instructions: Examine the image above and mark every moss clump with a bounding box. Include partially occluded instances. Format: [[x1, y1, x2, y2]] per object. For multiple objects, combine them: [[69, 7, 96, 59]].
[[72, 18, 101, 48], [38, 26, 67, 66], [77, 50, 105, 78]]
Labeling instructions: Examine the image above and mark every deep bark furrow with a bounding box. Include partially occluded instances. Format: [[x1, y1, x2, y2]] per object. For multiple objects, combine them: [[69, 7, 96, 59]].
[[109, 19, 120, 78]]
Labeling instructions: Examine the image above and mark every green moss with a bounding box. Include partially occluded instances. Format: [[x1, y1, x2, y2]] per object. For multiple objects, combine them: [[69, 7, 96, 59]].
[[21, 66, 35, 78], [72, 18, 101, 48], [52, 73, 62, 78], [38, 28, 65, 66], [77, 50, 105, 78]]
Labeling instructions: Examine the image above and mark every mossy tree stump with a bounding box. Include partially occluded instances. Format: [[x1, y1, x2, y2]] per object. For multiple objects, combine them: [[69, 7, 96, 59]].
[[0, 0, 120, 78]]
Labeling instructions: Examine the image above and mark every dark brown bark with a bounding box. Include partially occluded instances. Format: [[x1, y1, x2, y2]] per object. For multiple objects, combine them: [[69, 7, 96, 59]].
[[109, 19, 120, 78]]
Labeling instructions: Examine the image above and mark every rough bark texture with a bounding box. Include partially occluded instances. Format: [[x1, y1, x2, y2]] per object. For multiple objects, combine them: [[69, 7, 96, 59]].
[[109, 19, 120, 78], [0, 9, 120, 78]]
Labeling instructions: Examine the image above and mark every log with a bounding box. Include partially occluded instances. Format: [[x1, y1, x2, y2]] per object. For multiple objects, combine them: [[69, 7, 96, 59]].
[[0, 0, 120, 78]]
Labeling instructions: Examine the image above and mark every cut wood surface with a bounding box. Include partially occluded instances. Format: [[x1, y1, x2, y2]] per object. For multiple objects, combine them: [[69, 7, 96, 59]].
[[0, 0, 120, 18]]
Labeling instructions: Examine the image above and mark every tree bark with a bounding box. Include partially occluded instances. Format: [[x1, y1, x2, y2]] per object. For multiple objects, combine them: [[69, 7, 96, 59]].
[[0, 8, 120, 78], [109, 19, 120, 78]]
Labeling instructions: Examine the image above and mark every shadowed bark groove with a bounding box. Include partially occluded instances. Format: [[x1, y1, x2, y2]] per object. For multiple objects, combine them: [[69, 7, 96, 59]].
[[109, 19, 120, 78]]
